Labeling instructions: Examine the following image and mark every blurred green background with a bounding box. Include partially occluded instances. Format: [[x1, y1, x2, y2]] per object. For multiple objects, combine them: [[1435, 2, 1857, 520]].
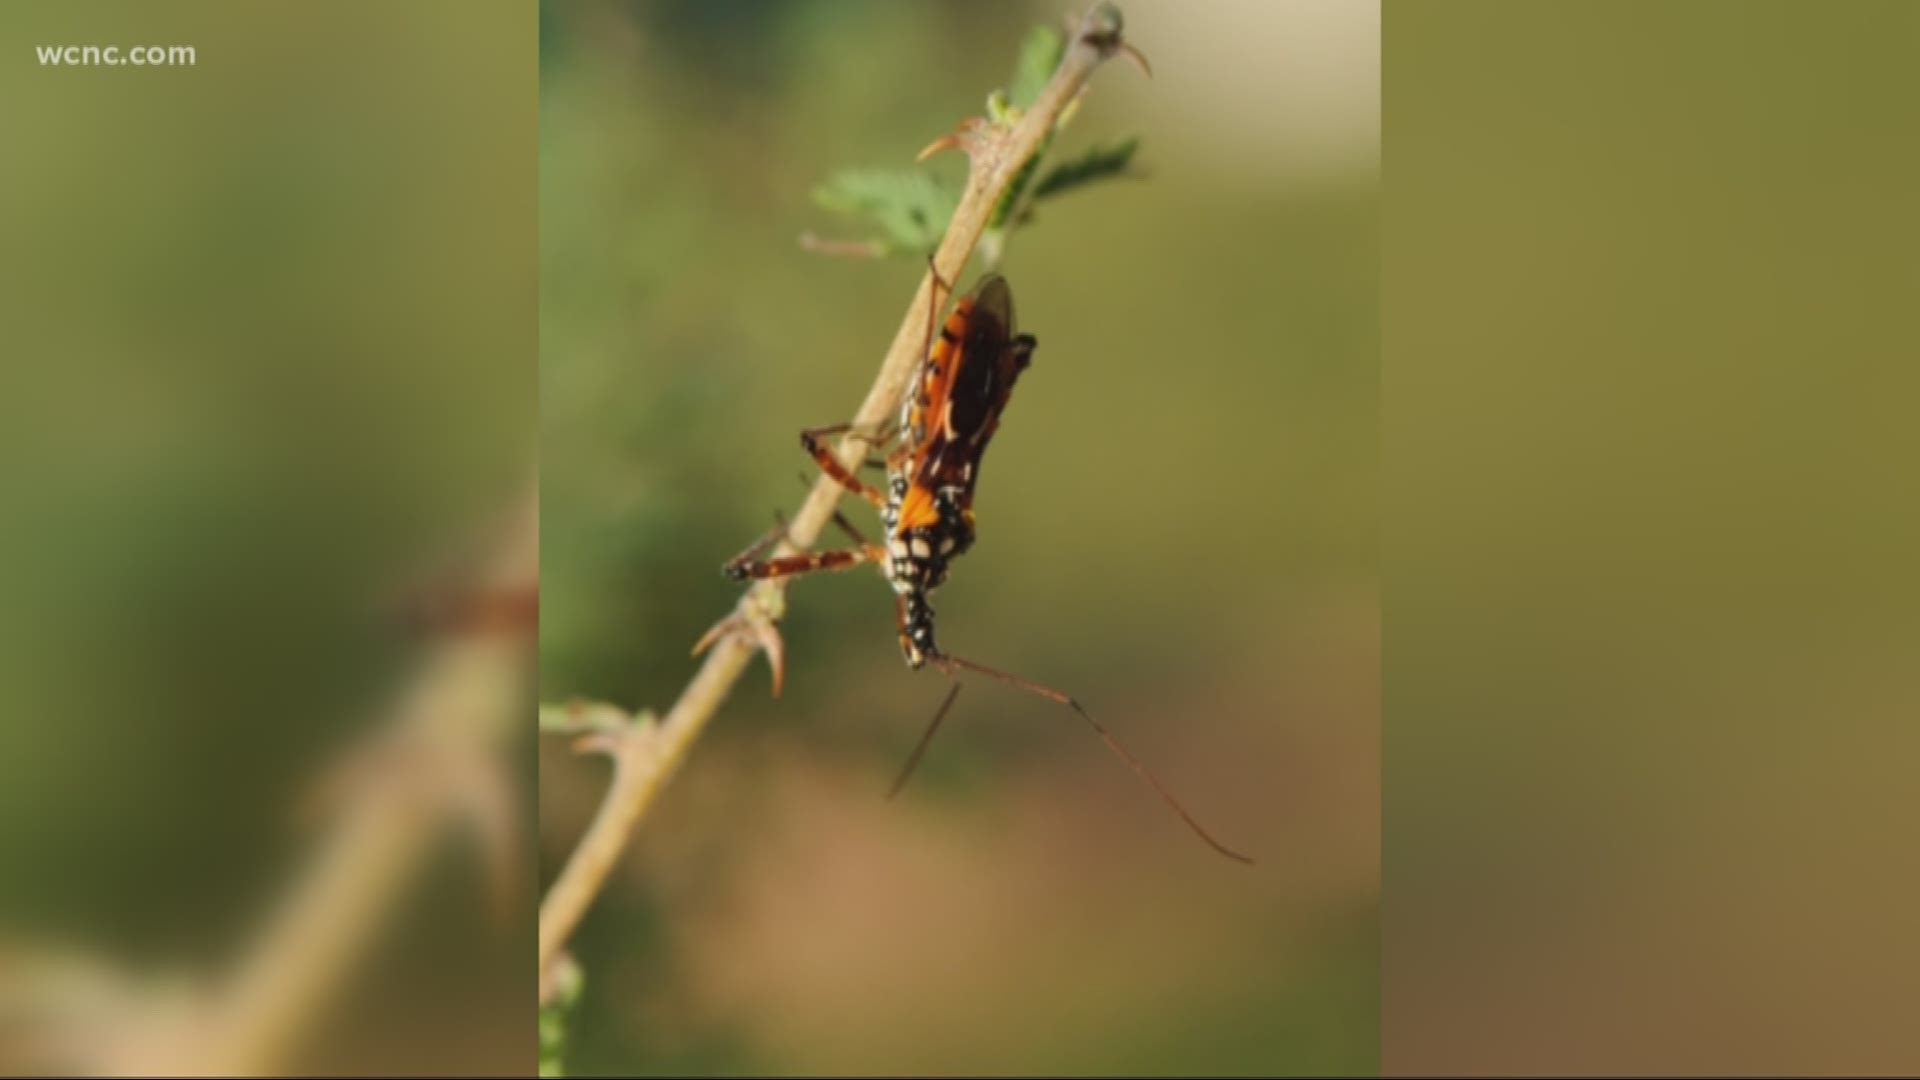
[[0, 2, 533, 1073], [539, 0, 1377, 1075]]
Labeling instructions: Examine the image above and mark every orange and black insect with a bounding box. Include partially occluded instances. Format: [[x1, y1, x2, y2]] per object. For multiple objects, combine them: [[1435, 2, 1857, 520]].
[[725, 272, 1250, 864]]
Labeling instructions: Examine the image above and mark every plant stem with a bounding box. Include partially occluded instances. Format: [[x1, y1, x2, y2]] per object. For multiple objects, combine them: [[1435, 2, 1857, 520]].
[[536, 2, 1144, 997], [74, 486, 539, 1076]]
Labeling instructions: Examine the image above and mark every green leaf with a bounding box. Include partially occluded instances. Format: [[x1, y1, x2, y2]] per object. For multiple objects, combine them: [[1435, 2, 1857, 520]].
[[1008, 25, 1065, 110], [1031, 137, 1141, 201], [811, 169, 961, 254]]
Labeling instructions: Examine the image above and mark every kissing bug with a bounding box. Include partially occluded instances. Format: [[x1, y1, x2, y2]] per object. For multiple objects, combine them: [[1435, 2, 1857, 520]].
[[725, 271, 1250, 864]]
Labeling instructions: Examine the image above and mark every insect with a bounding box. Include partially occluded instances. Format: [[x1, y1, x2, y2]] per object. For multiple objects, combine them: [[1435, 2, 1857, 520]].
[[724, 271, 1251, 864]]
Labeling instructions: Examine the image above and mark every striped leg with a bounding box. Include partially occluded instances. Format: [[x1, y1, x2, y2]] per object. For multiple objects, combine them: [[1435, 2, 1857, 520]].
[[724, 542, 885, 582], [793, 473, 873, 546], [799, 422, 892, 509], [722, 504, 861, 565]]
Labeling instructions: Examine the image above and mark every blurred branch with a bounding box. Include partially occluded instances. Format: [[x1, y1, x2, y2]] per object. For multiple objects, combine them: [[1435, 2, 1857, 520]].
[[198, 486, 535, 1075], [24, 487, 540, 1076], [536, 1, 1148, 1001]]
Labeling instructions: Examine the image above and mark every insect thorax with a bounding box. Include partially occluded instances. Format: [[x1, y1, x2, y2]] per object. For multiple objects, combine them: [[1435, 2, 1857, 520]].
[[882, 470, 975, 668], [881, 473, 972, 594]]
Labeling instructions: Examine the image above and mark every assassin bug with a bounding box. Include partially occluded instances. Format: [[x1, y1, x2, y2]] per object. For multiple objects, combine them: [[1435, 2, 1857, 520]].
[[724, 271, 1251, 864]]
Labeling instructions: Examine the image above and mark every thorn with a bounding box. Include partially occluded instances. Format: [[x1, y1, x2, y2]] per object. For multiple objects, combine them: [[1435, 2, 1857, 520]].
[[915, 118, 993, 163], [748, 615, 786, 698], [915, 132, 962, 163], [691, 608, 786, 698], [1118, 42, 1153, 79], [691, 613, 733, 658]]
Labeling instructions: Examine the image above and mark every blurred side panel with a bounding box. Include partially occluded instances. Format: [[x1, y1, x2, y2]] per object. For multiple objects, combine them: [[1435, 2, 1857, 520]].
[[0, 1, 534, 1075], [1384, 1, 1920, 1073]]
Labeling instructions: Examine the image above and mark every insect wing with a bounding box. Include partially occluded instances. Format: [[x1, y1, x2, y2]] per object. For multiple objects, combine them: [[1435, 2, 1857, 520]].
[[914, 275, 1029, 492]]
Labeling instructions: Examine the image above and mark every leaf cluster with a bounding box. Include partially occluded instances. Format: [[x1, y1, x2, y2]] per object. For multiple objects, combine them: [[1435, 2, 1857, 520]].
[[809, 25, 1142, 262]]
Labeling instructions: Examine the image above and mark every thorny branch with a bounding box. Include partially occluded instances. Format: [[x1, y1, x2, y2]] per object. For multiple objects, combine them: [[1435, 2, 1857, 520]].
[[536, 2, 1148, 1000]]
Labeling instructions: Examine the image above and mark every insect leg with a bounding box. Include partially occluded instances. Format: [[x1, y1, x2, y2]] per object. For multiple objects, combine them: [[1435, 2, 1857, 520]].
[[787, 468, 871, 545], [721, 503, 864, 575], [920, 253, 953, 374], [723, 542, 886, 583], [795, 472, 872, 545], [924, 253, 955, 312], [800, 422, 895, 509]]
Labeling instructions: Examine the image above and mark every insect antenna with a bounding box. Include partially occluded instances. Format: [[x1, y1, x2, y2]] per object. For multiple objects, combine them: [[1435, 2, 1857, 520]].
[[926, 652, 1255, 865], [887, 680, 964, 800]]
